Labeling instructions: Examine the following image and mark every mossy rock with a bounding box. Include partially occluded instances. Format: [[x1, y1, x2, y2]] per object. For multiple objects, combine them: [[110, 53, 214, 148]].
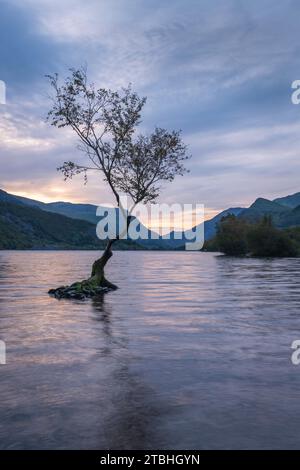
[[48, 280, 113, 300]]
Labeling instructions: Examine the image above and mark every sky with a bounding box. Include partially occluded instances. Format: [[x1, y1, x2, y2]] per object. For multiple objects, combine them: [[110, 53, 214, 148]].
[[0, 0, 300, 221]]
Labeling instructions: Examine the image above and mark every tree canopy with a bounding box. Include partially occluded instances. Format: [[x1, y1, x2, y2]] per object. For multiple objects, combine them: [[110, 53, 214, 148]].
[[47, 68, 189, 209]]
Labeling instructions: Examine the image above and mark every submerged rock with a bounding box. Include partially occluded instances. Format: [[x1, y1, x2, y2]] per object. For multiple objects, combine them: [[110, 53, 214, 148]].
[[48, 282, 111, 300]]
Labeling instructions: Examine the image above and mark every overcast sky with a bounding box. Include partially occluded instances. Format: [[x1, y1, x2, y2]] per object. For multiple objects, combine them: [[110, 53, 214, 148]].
[[0, 0, 300, 217]]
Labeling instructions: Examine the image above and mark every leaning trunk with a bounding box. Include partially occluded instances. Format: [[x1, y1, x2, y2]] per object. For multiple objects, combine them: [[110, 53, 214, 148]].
[[49, 214, 131, 300], [90, 239, 118, 289], [89, 210, 132, 289], [48, 239, 118, 299]]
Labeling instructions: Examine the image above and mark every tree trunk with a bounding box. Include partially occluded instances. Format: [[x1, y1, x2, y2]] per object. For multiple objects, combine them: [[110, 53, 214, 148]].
[[90, 213, 132, 289], [90, 239, 118, 289], [49, 214, 131, 299]]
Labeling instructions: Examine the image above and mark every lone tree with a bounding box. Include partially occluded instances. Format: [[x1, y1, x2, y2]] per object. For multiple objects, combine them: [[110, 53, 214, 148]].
[[46, 68, 190, 297]]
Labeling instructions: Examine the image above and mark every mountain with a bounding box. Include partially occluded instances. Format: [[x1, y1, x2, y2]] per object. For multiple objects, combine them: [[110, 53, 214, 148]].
[[41, 202, 101, 224], [0, 189, 244, 247], [0, 189, 179, 249], [238, 197, 300, 228], [0, 189, 101, 224], [278, 204, 300, 228], [274, 192, 300, 209], [203, 207, 244, 240], [0, 189, 165, 247], [0, 200, 140, 250], [1, 188, 300, 250], [239, 198, 290, 224], [0, 188, 42, 206]]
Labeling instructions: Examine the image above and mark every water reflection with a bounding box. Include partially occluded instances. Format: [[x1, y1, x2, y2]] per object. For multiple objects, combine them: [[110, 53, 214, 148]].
[[90, 293, 166, 449], [0, 251, 300, 449], [91, 294, 113, 342]]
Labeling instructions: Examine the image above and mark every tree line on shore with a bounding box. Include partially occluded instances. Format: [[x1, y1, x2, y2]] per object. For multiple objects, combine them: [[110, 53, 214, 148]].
[[204, 214, 300, 257]]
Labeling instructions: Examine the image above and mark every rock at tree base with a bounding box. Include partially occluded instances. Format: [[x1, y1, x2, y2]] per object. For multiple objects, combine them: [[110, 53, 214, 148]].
[[48, 282, 112, 300]]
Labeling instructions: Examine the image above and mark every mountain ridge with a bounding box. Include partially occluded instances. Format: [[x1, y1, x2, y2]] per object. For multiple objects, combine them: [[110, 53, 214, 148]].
[[0, 199, 141, 250], [1, 188, 300, 250], [273, 192, 300, 209]]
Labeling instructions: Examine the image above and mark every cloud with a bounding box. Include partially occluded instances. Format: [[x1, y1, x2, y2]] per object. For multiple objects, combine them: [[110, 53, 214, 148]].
[[1, 0, 300, 213]]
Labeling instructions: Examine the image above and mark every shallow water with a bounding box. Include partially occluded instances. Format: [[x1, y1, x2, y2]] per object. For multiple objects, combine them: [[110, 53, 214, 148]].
[[0, 251, 300, 449]]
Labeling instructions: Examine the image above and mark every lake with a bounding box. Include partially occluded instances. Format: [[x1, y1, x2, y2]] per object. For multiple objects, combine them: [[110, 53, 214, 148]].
[[0, 250, 300, 449]]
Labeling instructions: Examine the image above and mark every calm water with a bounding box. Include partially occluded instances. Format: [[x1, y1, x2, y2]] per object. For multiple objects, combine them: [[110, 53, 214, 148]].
[[0, 251, 300, 450]]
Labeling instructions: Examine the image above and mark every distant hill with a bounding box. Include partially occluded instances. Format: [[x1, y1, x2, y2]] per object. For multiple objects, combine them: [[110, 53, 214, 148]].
[[0, 200, 140, 250], [0, 189, 244, 247], [0, 189, 102, 224], [0, 188, 243, 247], [274, 192, 300, 209], [203, 207, 244, 240], [0, 188, 43, 207], [0, 188, 164, 247], [1, 188, 300, 249], [239, 198, 289, 224], [278, 205, 300, 228], [239, 197, 300, 228], [41, 202, 101, 224]]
